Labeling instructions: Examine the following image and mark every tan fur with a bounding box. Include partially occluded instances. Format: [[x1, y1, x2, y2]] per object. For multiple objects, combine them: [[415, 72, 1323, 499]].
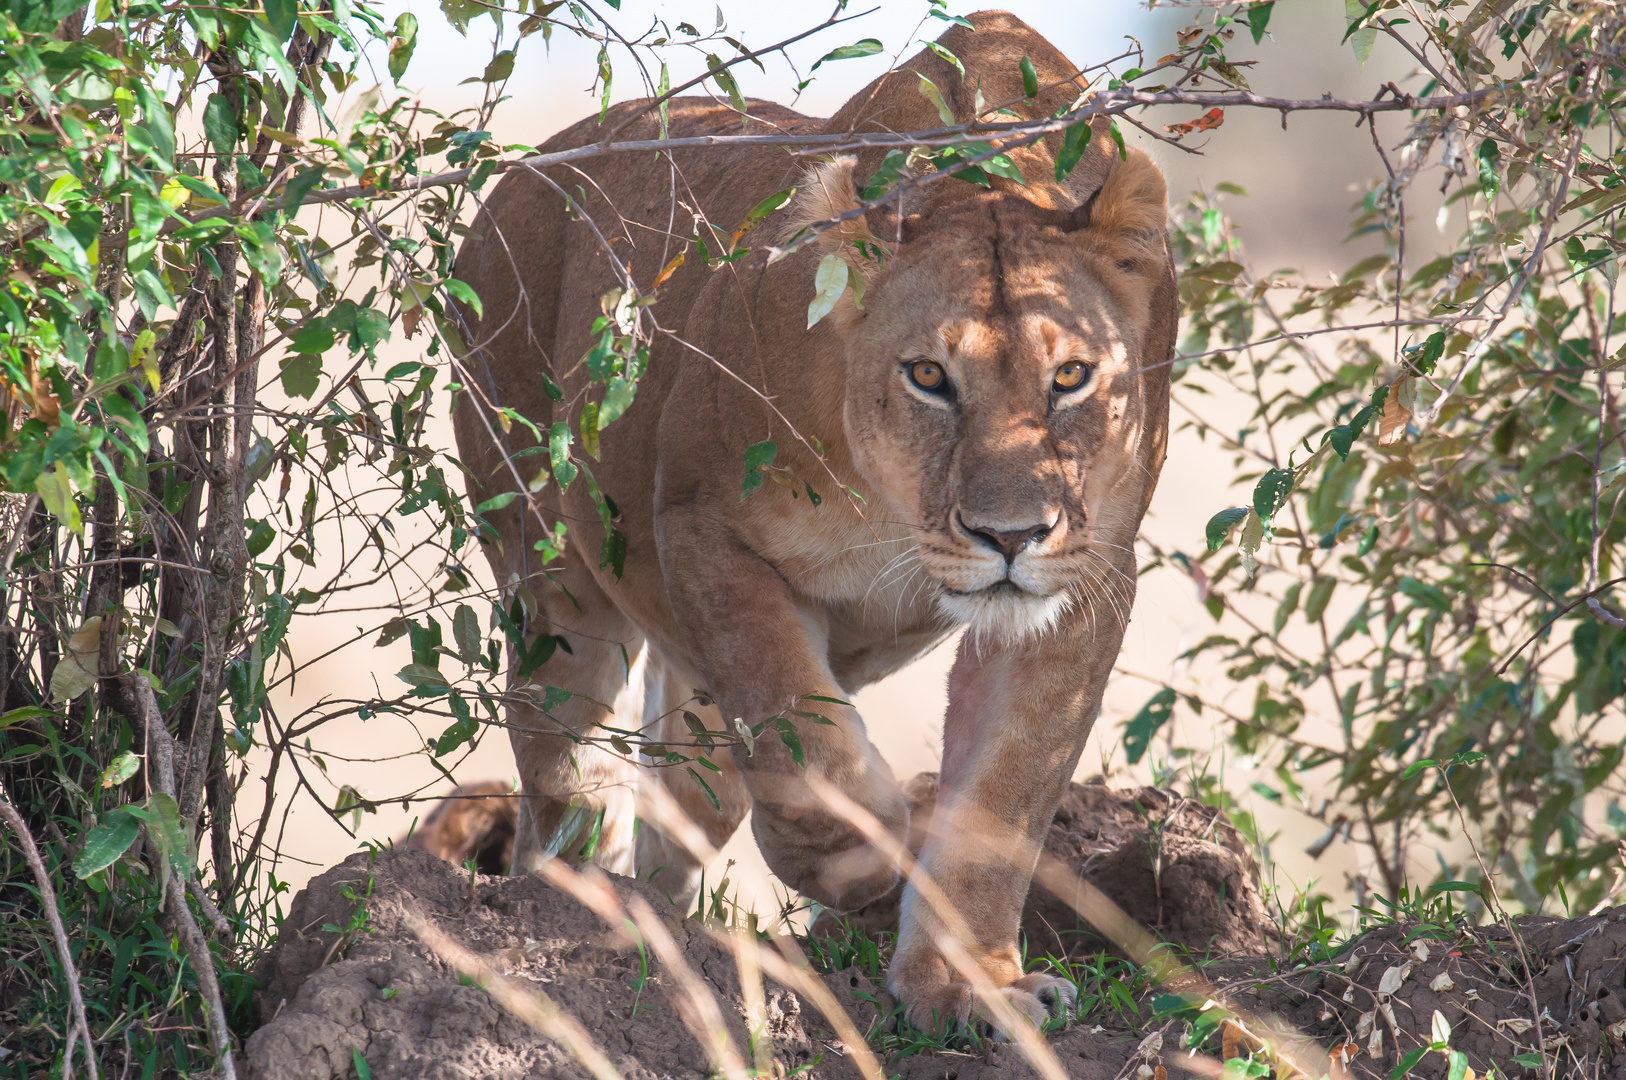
[[450, 11, 1175, 1035]]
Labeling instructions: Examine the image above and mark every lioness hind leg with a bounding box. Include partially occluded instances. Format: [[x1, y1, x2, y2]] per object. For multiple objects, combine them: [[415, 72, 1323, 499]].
[[632, 657, 750, 902], [506, 566, 649, 878]]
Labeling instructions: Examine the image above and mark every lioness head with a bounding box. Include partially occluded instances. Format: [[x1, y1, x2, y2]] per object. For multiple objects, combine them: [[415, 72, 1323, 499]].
[[786, 130, 1175, 643]]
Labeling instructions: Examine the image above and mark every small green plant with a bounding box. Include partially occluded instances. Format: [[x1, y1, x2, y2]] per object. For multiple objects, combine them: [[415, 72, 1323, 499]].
[[625, 919, 655, 1018], [319, 877, 377, 965]]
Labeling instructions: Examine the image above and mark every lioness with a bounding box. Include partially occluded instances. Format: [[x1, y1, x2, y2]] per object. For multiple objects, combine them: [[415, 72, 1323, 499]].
[[450, 11, 1174, 1032]]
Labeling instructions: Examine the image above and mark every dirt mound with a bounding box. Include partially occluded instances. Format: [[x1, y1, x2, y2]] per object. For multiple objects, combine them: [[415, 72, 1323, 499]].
[[812, 774, 1270, 959], [243, 847, 1626, 1080], [406, 774, 1269, 960], [243, 848, 866, 1080]]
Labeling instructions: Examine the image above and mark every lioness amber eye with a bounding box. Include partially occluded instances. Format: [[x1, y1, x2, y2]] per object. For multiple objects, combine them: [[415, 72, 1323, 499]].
[[1053, 361, 1093, 392], [908, 360, 946, 392]]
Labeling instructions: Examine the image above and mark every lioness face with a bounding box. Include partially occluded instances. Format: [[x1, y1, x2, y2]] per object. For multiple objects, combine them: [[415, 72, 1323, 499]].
[[842, 190, 1166, 644]]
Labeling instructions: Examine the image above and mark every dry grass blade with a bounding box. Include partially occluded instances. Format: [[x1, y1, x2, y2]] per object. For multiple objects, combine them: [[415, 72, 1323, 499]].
[[624, 894, 751, 1080], [729, 929, 775, 1078], [402, 907, 625, 1080], [804, 774, 1069, 1080], [629, 789, 888, 1080]]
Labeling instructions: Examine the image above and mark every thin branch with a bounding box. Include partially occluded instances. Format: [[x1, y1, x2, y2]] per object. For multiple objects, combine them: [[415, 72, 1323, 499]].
[[141, 85, 1502, 224]]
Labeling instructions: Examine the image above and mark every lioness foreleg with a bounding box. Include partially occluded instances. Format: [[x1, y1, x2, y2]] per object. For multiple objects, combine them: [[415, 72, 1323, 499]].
[[657, 509, 909, 910], [888, 618, 1115, 1036]]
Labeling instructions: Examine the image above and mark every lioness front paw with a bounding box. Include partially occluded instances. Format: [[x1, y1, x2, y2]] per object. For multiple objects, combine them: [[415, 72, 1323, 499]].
[[899, 976, 1073, 1041]]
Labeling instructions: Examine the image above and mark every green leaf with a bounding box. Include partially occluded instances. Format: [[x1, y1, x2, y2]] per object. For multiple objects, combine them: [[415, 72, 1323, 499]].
[[917, 75, 955, 125], [810, 38, 882, 71], [1389, 1046, 1428, 1080], [1019, 54, 1038, 98], [474, 491, 518, 515], [445, 278, 483, 319], [74, 812, 140, 877], [453, 604, 480, 662], [599, 377, 637, 427], [1430, 880, 1483, 893], [1208, 60, 1249, 89], [688, 767, 722, 811], [1055, 119, 1092, 182], [246, 518, 275, 557], [1206, 507, 1249, 552], [549, 422, 577, 492], [0, 706, 56, 730], [1476, 139, 1501, 199], [1401, 758, 1438, 780], [353, 1050, 373, 1080], [1511, 1052, 1542, 1069], [1407, 331, 1446, 376], [389, 13, 418, 81], [1344, 0, 1378, 65], [1123, 687, 1177, 764], [1252, 467, 1294, 527], [1247, 1, 1274, 44], [807, 253, 848, 328], [862, 150, 909, 201], [203, 93, 239, 154], [1304, 577, 1335, 623], [707, 53, 747, 116], [264, 0, 298, 43], [1398, 576, 1451, 613], [925, 41, 964, 79], [280, 352, 322, 399], [1447, 1050, 1468, 1080], [482, 50, 514, 84], [741, 440, 777, 501], [99, 751, 141, 789], [397, 662, 448, 688], [775, 717, 805, 768], [1357, 522, 1379, 556], [581, 401, 600, 459], [144, 792, 193, 882]]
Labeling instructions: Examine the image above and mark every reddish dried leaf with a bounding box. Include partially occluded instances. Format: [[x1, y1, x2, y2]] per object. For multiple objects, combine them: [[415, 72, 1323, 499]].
[[1164, 107, 1225, 136]]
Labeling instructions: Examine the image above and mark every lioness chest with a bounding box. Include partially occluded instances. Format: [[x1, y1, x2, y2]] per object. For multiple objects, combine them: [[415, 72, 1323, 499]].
[[750, 505, 954, 692]]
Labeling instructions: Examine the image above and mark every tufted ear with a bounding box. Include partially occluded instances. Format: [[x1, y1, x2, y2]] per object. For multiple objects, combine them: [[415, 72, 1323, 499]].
[[782, 157, 889, 264], [781, 157, 892, 327], [1063, 138, 1168, 262]]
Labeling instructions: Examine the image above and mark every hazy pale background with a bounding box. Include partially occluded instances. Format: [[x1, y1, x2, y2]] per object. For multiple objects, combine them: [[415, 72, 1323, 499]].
[[251, 0, 1453, 920]]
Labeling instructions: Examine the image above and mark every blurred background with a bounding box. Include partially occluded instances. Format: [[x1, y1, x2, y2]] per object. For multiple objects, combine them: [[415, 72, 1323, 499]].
[[253, 0, 1462, 920]]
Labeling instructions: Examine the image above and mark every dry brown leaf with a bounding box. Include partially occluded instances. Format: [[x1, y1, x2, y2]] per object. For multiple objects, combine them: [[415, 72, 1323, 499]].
[[653, 251, 685, 290], [1328, 1041, 1359, 1080], [30, 368, 60, 426], [1153, 1069, 1167, 1080], [1164, 107, 1225, 136], [1378, 377, 1413, 445], [402, 305, 424, 339]]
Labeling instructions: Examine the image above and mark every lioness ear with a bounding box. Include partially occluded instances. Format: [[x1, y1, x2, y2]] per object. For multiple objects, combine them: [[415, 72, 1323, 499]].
[[1064, 138, 1168, 261], [782, 156, 891, 328], [782, 157, 889, 276]]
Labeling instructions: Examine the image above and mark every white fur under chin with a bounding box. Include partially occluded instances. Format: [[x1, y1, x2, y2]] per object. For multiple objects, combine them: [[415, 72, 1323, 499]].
[[936, 587, 1072, 647]]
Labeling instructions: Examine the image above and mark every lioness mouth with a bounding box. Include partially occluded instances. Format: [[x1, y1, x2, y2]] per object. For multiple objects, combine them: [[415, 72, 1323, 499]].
[[944, 579, 1027, 598]]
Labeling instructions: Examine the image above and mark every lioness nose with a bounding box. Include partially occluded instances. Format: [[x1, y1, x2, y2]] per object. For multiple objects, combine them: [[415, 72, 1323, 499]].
[[959, 514, 1055, 564]]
